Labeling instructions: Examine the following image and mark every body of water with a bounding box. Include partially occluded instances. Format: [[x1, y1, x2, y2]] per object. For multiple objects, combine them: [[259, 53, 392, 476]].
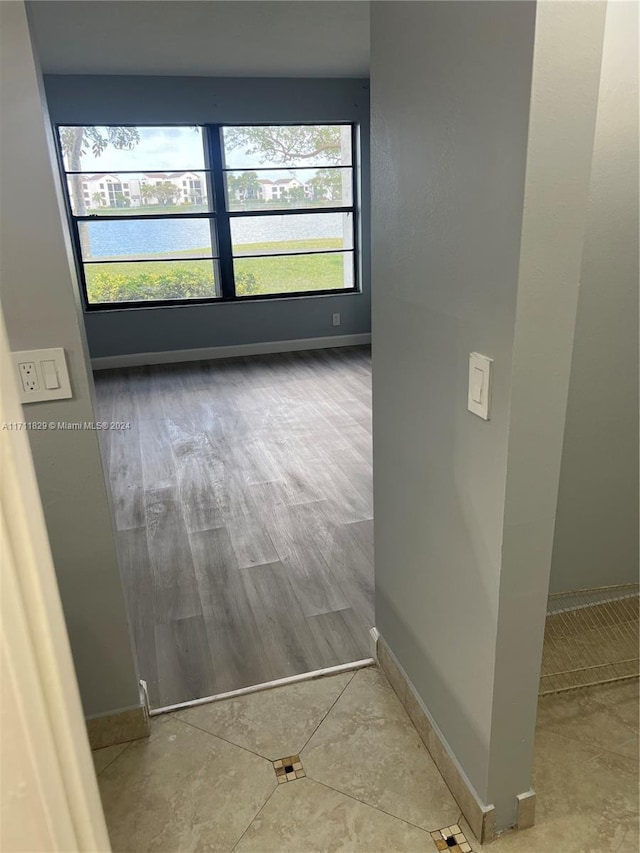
[[83, 213, 350, 260]]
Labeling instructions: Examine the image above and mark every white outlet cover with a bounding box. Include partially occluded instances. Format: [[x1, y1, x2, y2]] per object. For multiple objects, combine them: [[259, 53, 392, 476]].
[[12, 348, 72, 404]]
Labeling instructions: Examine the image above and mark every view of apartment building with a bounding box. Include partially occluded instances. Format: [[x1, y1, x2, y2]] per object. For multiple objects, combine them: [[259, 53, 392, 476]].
[[74, 170, 207, 208]]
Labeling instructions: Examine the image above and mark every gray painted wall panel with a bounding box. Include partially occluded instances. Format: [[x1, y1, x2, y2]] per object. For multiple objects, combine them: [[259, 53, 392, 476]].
[[1, 3, 140, 717], [550, 1, 639, 593], [43, 75, 371, 358], [371, 0, 536, 806], [372, 0, 606, 830]]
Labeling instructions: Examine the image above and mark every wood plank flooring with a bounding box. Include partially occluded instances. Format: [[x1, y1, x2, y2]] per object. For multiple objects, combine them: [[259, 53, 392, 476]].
[[94, 346, 374, 709]]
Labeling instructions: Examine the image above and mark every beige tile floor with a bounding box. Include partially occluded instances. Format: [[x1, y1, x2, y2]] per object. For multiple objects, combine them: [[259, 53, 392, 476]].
[[93, 667, 639, 853]]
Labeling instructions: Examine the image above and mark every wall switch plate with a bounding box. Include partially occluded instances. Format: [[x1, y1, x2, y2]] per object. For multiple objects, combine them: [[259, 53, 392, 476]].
[[12, 348, 72, 404], [468, 352, 493, 420]]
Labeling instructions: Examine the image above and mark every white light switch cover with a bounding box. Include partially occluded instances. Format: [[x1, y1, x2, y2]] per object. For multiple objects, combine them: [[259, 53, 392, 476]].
[[12, 348, 72, 404], [468, 352, 493, 420]]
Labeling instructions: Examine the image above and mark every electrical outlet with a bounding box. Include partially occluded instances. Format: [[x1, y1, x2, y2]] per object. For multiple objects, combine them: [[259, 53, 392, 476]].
[[12, 348, 72, 404], [19, 361, 40, 393], [332, 313, 341, 327]]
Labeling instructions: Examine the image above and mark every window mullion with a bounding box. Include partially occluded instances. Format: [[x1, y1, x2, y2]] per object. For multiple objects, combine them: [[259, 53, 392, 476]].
[[351, 122, 359, 297], [206, 125, 235, 299]]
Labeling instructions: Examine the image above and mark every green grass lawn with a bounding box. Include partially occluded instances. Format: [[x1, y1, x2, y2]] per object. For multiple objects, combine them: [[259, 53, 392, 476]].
[[85, 239, 349, 302]]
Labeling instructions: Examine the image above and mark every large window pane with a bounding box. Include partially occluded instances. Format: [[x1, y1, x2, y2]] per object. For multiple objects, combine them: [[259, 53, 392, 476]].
[[58, 122, 358, 307], [233, 253, 353, 296], [79, 218, 216, 262], [222, 125, 352, 169], [66, 171, 209, 215], [231, 213, 353, 256], [225, 168, 352, 211], [59, 126, 206, 172], [84, 260, 217, 304]]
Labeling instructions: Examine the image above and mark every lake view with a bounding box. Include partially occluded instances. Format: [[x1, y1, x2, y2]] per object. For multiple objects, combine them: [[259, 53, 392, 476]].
[[82, 213, 351, 260]]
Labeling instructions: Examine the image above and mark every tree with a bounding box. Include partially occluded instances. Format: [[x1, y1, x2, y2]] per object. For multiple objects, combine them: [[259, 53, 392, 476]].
[[285, 184, 307, 205], [139, 182, 155, 205], [308, 169, 342, 202], [224, 128, 350, 212], [240, 171, 260, 200], [226, 174, 239, 200], [113, 191, 131, 208], [224, 126, 343, 166], [60, 126, 140, 215], [152, 181, 181, 206], [91, 192, 103, 208], [227, 171, 260, 203]]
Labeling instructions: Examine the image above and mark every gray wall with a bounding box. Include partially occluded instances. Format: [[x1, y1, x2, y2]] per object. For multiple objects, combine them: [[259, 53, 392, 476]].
[[550, 0, 639, 594], [371, 0, 605, 830], [0, 2, 140, 718], [43, 75, 371, 359], [371, 0, 534, 819]]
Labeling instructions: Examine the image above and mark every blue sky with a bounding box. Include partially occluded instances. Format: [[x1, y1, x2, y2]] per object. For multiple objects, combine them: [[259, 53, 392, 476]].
[[62, 126, 335, 182]]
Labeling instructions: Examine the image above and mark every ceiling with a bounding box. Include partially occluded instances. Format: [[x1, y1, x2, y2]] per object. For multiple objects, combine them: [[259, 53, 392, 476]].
[[27, 1, 370, 77]]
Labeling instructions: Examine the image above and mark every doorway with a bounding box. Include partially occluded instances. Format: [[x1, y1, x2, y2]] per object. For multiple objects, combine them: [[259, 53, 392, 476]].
[[95, 345, 373, 709]]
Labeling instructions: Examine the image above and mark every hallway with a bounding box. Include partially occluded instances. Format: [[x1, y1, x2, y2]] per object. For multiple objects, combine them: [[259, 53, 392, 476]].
[[92, 667, 639, 852], [95, 347, 374, 709]]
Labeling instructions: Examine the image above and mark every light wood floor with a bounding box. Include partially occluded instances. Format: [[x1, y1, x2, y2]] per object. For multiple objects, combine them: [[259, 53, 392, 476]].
[[95, 346, 373, 709]]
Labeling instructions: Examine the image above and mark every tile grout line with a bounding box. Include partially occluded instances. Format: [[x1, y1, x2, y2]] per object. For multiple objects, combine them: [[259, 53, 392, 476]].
[[541, 722, 639, 761], [94, 740, 132, 777], [589, 682, 640, 754], [153, 713, 280, 851], [584, 746, 639, 774], [298, 668, 359, 755], [308, 776, 450, 839], [301, 667, 462, 839], [170, 714, 276, 764], [228, 785, 279, 853], [171, 670, 366, 766], [328, 670, 464, 831], [296, 664, 464, 840]]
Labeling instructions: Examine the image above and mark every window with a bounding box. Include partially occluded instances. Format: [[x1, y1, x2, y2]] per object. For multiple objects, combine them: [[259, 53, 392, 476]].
[[57, 124, 359, 308]]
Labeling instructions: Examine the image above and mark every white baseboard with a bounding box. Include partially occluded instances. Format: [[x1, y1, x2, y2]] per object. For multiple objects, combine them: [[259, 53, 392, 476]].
[[91, 333, 372, 371]]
